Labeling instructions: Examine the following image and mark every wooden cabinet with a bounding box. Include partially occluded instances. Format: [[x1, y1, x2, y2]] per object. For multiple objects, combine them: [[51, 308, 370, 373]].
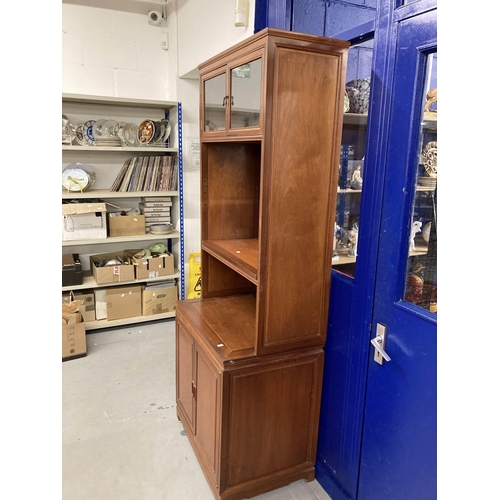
[[176, 28, 348, 500], [176, 307, 324, 500]]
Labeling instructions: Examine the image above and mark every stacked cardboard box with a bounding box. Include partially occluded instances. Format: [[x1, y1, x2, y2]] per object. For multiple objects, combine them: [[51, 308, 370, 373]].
[[139, 197, 172, 233], [142, 280, 177, 316]]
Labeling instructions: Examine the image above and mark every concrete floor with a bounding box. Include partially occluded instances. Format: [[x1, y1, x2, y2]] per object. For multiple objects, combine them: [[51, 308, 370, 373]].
[[62, 319, 332, 500]]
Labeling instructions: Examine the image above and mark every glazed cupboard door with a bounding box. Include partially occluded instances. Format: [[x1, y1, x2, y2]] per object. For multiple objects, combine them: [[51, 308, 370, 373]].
[[357, 9, 437, 500], [200, 50, 265, 137]]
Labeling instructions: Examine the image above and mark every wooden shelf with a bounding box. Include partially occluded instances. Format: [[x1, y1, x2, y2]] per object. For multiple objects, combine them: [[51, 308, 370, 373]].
[[332, 245, 429, 267], [343, 113, 368, 125], [202, 238, 258, 284], [62, 230, 179, 247], [332, 254, 356, 266], [62, 269, 181, 292], [62, 189, 179, 200], [85, 311, 176, 331], [338, 188, 362, 194]]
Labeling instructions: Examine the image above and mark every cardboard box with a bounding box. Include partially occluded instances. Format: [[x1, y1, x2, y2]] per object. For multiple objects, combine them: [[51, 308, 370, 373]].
[[127, 249, 175, 279], [62, 253, 82, 286], [62, 202, 107, 241], [94, 289, 107, 320], [108, 213, 146, 237], [106, 285, 142, 321], [63, 291, 95, 322], [142, 285, 177, 316], [62, 312, 87, 360], [90, 252, 135, 285]]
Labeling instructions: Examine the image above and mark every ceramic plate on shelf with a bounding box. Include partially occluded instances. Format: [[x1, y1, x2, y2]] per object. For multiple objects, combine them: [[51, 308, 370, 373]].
[[422, 141, 437, 178], [102, 120, 118, 137], [83, 120, 96, 146], [138, 120, 155, 144], [93, 119, 107, 139], [113, 122, 127, 145], [74, 121, 86, 146], [62, 114, 76, 144], [160, 118, 171, 143], [124, 123, 139, 146]]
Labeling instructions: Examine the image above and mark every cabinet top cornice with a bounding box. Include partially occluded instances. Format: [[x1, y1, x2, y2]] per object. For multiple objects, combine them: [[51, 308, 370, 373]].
[[198, 27, 350, 73]]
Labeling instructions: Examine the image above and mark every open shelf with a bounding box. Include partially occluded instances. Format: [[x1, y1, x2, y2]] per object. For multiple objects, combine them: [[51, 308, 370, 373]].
[[202, 239, 258, 284], [85, 311, 176, 331], [62, 189, 179, 200], [62, 145, 177, 153], [62, 230, 179, 247], [62, 269, 181, 292]]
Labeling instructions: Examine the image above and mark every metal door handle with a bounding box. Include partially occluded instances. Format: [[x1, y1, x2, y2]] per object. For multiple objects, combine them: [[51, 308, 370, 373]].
[[371, 323, 391, 364], [371, 336, 391, 362]]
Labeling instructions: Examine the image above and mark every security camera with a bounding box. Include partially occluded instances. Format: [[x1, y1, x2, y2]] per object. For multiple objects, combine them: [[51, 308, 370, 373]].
[[148, 10, 163, 26]]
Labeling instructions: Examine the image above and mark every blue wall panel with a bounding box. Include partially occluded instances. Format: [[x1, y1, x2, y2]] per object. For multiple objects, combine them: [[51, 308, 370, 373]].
[[316, 271, 357, 500]]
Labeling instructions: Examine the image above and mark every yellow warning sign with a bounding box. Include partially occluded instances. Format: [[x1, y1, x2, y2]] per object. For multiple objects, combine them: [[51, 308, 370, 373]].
[[187, 252, 202, 299]]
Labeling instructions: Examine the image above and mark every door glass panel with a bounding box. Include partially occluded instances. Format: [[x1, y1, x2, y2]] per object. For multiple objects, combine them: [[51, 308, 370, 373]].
[[204, 73, 226, 131], [332, 38, 373, 278], [230, 58, 261, 129], [404, 52, 437, 313]]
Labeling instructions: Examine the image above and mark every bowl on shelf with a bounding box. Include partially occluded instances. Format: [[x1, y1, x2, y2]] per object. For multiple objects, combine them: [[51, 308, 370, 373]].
[[345, 77, 371, 114]]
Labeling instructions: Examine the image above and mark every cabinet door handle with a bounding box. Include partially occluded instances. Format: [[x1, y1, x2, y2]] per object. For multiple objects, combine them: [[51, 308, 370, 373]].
[[222, 96, 228, 106], [191, 381, 197, 399]]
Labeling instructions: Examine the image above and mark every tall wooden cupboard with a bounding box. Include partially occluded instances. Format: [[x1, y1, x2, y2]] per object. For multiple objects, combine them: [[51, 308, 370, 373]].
[[175, 28, 349, 500]]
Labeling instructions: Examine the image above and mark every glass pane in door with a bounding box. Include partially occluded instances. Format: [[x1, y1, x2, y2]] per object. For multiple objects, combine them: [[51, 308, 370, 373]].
[[332, 38, 373, 278], [404, 52, 437, 313], [204, 73, 226, 131], [230, 58, 261, 129]]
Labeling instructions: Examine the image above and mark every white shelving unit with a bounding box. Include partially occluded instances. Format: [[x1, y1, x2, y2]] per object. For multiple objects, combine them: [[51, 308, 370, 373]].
[[62, 93, 185, 330]]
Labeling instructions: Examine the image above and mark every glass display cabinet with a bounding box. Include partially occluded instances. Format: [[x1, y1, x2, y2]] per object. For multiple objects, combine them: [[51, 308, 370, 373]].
[[404, 53, 437, 312]]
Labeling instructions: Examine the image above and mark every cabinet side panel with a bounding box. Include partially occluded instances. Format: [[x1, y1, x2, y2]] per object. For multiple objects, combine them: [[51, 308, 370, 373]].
[[225, 352, 323, 489], [263, 47, 343, 348]]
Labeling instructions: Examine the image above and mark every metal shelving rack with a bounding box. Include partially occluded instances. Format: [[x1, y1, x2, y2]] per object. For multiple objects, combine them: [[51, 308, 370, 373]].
[[62, 93, 185, 329]]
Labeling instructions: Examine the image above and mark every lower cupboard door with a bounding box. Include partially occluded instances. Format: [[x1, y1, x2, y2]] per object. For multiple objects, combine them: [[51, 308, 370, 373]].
[[195, 346, 221, 482]]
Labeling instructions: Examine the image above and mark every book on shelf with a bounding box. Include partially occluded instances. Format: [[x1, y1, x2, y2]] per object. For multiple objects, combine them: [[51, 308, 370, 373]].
[[110, 158, 131, 192], [119, 156, 138, 192], [110, 154, 177, 192], [145, 217, 171, 223], [141, 199, 172, 208], [141, 197, 173, 203]]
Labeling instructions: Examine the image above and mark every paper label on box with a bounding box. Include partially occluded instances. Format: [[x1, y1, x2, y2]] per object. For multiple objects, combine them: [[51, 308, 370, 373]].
[[149, 271, 159, 278], [113, 266, 120, 275]]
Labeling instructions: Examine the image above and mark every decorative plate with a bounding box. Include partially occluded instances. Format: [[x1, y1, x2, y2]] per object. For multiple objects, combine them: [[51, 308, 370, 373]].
[[62, 163, 96, 192], [124, 123, 139, 146], [74, 121, 87, 146], [62, 114, 76, 144], [83, 120, 96, 146], [160, 119, 171, 142], [114, 121, 127, 145], [92, 119, 107, 139], [102, 120, 118, 137], [138, 120, 155, 144], [422, 141, 437, 178]]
